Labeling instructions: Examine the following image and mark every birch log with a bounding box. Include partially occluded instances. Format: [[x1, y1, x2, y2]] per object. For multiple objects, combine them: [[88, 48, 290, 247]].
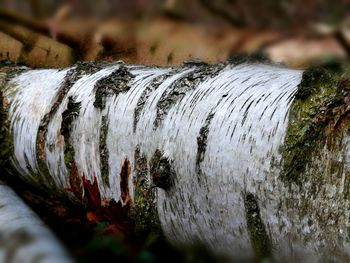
[[1, 59, 350, 262], [0, 182, 72, 263]]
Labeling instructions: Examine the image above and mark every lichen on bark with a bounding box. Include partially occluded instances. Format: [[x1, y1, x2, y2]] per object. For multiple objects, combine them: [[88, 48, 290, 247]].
[[131, 147, 162, 240]]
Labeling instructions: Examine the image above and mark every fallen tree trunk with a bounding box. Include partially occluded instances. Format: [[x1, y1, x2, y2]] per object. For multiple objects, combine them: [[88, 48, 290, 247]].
[[0, 181, 72, 262], [1, 58, 350, 262]]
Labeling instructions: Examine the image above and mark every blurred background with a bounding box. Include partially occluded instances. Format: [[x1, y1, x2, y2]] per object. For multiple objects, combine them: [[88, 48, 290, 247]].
[[0, 1, 349, 262], [0, 0, 349, 69]]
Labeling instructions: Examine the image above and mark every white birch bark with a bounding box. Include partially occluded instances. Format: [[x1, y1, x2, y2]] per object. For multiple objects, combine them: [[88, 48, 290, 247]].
[[1, 60, 350, 262]]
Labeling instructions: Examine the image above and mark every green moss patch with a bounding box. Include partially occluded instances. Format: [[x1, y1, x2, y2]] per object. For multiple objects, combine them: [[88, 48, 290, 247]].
[[281, 61, 350, 185]]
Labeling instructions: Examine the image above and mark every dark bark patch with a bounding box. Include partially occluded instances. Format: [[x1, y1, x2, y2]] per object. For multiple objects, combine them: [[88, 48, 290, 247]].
[[99, 116, 109, 187], [71, 61, 106, 76], [150, 149, 175, 191], [153, 64, 224, 129], [243, 192, 272, 261], [120, 158, 131, 206], [61, 96, 81, 190], [93, 65, 134, 110], [196, 113, 214, 185], [61, 96, 81, 137]]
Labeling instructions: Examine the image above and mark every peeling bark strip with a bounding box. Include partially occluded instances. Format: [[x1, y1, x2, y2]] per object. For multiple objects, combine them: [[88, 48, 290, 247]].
[[4, 60, 350, 261], [0, 183, 72, 263]]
